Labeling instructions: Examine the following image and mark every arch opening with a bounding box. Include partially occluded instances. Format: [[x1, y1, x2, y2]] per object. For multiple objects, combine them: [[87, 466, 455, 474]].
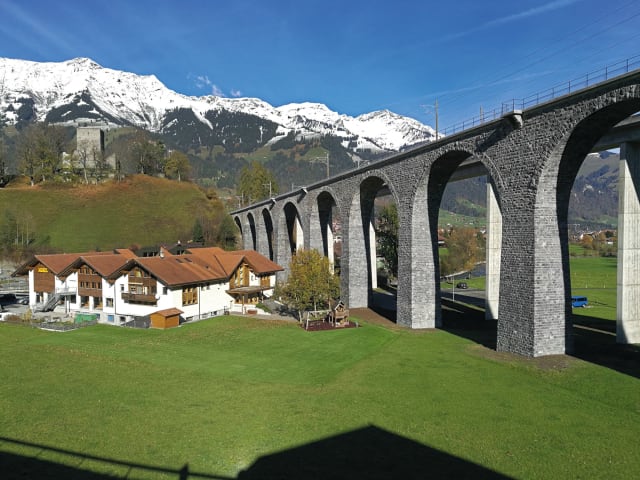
[[247, 212, 257, 251], [426, 150, 502, 337], [261, 208, 275, 260], [544, 104, 640, 355], [347, 175, 398, 317], [313, 191, 341, 274]]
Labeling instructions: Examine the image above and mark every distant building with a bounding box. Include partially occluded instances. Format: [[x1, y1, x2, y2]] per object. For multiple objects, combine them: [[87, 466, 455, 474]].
[[76, 127, 104, 158], [74, 126, 116, 171]]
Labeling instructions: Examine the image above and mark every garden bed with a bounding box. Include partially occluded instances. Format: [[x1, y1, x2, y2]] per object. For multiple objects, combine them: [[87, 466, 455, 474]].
[[302, 320, 358, 331]]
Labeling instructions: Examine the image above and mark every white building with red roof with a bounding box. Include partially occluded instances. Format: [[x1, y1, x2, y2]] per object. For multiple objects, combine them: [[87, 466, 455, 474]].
[[13, 246, 283, 327]]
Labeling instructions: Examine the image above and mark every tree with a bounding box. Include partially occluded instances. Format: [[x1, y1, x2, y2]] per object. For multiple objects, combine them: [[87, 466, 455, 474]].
[[278, 249, 340, 320], [16, 123, 68, 185], [92, 146, 110, 183], [215, 215, 238, 250], [192, 219, 205, 243], [237, 161, 279, 205], [164, 150, 191, 181], [440, 227, 479, 277], [0, 136, 6, 185], [77, 147, 91, 184], [375, 203, 399, 278], [128, 130, 165, 175]]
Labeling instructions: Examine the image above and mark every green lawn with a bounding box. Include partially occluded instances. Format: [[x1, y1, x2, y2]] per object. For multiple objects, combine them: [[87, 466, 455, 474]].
[[569, 255, 617, 321], [1, 316, 638, 479], [458, 254, 618, 321]]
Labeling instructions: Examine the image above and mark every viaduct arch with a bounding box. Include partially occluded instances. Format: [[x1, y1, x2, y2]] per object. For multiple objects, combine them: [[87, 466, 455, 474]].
[[232, 69, 640, 357]]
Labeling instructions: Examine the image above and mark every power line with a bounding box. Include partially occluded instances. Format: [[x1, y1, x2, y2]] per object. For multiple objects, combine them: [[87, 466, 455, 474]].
[[432, 1, 640, 124]]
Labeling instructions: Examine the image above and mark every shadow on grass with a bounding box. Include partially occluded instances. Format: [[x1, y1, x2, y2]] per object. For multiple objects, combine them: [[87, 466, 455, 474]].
[[2, 429, 511, 480], [440, 299, 640, 378], [238, 425, 509, 479], [441, 297, 497, 350], [571, 314, 640, 379], [369, 290, 398, 323], [0, 437, 231, 480]]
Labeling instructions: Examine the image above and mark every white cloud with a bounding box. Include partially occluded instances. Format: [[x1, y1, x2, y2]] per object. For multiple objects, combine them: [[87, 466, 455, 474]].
[[484, 0, 583, 28], [211, 84, 225, 97], [189, 74, 242, 98], [443, 0, 584, 42], [191, 73, 212, 90]]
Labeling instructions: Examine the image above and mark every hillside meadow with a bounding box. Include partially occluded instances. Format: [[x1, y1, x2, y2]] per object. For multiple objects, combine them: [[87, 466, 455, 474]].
[[0, 176, 229, 252]]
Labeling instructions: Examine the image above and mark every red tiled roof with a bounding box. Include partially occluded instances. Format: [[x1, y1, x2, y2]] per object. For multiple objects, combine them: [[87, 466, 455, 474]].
[[185, 247, 243, 277], [133, 255, 226, 287], [13, 246, 283, 287], [114, 248, 139, 259], [77, 254, 131, 277], [234, 249, 284, 274], [186, 247, 283, 275], [14, 251, 108, 276]]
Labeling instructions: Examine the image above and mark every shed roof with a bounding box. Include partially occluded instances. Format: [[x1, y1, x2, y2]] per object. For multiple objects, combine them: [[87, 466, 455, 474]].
[[151, 307, 183, 318]]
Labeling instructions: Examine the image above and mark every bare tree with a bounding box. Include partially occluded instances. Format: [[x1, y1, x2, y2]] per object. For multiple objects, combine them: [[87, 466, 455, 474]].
[[16, 123, 68, 185]]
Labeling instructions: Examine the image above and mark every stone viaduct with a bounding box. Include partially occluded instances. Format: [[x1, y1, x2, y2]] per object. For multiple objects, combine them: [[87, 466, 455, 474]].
[[231, 69, 640, 357]]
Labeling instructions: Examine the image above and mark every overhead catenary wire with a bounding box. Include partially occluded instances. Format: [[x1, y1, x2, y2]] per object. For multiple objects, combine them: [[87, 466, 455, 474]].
[[430, 1, 640, 126]]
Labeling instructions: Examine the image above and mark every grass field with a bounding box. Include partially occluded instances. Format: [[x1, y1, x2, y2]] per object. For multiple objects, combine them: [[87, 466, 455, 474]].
[[459, 251, 618, 321], [1, 314, 638, 479]]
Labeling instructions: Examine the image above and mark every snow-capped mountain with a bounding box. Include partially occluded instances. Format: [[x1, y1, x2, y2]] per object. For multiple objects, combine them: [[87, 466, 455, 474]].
[[0, 57, 436, 152]]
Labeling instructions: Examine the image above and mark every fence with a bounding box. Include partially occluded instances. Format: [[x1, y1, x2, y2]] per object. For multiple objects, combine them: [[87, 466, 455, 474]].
[[440, 55, 640, 137], [20, 317, 99, 331]]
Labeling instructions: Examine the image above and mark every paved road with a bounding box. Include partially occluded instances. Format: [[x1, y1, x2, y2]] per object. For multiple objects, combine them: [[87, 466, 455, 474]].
[[372, 288, 487, 311], [440, 288, 486, 308]]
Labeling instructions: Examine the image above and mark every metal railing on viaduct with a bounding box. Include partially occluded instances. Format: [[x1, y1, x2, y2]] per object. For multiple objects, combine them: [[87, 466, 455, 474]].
[[231, 65, 640, 358]]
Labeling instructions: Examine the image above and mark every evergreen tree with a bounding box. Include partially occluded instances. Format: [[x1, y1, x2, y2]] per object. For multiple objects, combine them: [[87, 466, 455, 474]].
[[192, 219, 205, 243]]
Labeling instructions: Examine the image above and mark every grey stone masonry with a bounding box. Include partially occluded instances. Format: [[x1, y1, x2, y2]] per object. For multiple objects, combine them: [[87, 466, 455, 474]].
[[232, 69, 640, 357]]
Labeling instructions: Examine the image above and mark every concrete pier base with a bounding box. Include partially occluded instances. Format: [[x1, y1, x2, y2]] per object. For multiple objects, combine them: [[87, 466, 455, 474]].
[[617, 142, 640, 343], [486, 181, 501, 320]]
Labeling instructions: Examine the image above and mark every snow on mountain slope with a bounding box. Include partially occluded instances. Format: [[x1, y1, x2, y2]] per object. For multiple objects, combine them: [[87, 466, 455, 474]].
[[0, 57, 436, 151]]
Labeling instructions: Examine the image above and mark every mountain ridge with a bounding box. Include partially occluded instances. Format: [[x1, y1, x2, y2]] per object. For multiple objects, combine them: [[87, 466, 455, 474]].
[[0, 56, 436, 152]]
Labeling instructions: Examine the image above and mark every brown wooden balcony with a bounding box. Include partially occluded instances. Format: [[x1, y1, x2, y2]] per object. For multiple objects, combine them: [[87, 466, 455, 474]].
[[121, 292, 157, 304]]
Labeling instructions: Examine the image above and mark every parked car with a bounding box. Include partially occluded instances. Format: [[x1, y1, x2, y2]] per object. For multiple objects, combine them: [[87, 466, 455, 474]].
[[456, 282, 468, 289], [0, 293, 17, 305], [571, 296, 588, 308]]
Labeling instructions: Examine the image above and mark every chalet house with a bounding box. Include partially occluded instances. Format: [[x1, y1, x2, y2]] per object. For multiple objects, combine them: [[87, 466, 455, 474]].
[[13, 246, 283, 327]]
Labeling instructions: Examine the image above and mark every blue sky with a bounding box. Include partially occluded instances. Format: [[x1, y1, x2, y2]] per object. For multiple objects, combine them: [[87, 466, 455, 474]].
[[1, 0, 639, 129]]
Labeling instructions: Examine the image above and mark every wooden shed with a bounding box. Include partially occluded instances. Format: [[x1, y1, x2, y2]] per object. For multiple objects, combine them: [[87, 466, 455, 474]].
[[150, 308, 183, 329]]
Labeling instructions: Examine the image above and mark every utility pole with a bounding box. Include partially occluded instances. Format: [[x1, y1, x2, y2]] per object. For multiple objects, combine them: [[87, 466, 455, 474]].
[[434, 99, 439, 140], [422, 100, 439, 140], [310, 152, 330, 178]]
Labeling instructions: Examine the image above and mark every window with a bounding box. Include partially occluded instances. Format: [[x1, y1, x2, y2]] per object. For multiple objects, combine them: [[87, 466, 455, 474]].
[[106, 298, 114, 307], [182, 287, 198, 306], [163, 287, 168, 295]]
